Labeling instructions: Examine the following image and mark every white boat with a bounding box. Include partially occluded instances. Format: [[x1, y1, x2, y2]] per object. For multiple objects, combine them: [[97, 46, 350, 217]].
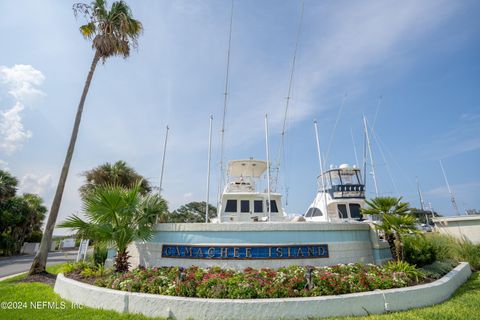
[[305, 164, 366, 222], [217, 158, 287, 223]]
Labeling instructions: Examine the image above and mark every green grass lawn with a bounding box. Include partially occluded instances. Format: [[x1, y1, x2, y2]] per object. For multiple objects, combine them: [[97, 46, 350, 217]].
[[0, 265, 479, 320]]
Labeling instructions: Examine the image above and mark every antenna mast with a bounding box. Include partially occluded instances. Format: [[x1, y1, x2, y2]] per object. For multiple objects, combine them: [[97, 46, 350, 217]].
[[439, 160, 460, 215], [205, 115, 213, 223], [363, 115, 379, 197], [217, 0, 235, 216]]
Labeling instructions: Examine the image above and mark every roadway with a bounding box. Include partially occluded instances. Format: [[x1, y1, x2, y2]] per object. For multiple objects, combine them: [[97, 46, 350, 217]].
[[0, 250, 77, 278]]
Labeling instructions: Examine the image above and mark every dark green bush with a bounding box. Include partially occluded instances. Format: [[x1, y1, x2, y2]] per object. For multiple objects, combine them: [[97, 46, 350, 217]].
[[93, 244, 108, 266], [421, 260, 456, 279], [403, 235, 436, 267], [24, 230, 43, 243]]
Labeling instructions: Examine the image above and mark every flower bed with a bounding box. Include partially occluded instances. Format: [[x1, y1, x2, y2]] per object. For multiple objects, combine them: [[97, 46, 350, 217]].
[[63, 262, 435, 299]]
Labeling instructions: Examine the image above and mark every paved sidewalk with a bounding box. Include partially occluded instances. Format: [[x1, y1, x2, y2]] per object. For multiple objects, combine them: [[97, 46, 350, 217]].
[[0, 251, 77, 278]]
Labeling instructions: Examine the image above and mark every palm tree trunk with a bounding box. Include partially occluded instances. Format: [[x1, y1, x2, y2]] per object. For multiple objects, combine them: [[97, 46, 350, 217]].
[[29, 50, 101, 275], [114, 249, 131, 273], [386, 233, 397, 261]]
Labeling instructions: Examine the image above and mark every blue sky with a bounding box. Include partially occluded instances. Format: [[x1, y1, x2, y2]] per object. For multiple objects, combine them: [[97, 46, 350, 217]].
[[0, 0, 479, 234]]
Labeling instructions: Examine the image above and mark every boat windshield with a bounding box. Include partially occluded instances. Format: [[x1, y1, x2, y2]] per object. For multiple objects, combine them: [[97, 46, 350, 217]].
[[321, 169, 362, 189]]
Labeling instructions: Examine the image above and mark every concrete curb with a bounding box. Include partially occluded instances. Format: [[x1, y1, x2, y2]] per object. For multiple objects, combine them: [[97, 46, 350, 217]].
[[0, 272, 26, 282], [54, 262, 472, 320]]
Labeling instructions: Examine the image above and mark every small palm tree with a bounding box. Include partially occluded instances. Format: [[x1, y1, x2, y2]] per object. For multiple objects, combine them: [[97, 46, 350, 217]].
[[362, 197, 418, 261], [30, 0, 142, 274], [58, 182, 166, 272]]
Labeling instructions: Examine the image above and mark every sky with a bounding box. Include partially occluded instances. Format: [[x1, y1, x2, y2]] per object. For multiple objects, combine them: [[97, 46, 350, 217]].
[[0, 0, 479, 235]]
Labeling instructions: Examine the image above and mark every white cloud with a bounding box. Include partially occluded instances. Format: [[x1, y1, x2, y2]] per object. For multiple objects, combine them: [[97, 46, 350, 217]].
[[0, 64, 45, 103], [0, 64, 45, 155], [19, 173, 54, 196], [0, 102, 32, 154]]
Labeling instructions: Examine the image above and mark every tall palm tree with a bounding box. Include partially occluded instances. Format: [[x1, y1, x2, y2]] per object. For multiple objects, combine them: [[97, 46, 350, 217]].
[[29, 0, 142, 274], [362, 197, 418, 261], [58, 182, 167, 272]]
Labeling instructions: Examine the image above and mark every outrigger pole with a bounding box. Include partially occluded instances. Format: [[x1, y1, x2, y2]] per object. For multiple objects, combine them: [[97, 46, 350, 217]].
[[265, 114, 272, 222], [439, 159, 460, 216], [205, 115, 213, 223], [363, 115, 379, 197], [274, 0, 305, 192], [217, 0, 235, 222], [159, 125, 169, 196], [314, 120, 329, 222]]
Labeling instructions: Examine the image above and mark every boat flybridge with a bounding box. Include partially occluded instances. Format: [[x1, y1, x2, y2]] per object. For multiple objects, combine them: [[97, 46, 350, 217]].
[[305, 164, 365, 222], [218, 159, 287, 223]]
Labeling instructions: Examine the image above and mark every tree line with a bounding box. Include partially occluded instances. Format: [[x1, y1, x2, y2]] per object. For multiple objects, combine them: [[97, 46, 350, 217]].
[[0, 170, 47, 255]]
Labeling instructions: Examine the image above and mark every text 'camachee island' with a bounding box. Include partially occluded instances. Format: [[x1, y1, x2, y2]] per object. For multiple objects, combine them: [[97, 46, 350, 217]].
[[161, 244, 329, 259]]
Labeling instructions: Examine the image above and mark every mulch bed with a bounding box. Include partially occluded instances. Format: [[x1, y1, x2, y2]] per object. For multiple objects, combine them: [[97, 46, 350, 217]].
[[18, 272, 57, 287], [63, 270, 98, 285]]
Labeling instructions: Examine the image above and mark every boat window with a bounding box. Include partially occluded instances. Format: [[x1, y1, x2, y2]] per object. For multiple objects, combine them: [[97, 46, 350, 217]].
[[269, 200, 279, 213], [306, 207, 323, 217], [240, 200, 250, 213], [341, 173, 354, 185], [349, 204, 361, 219], [225, 200, 237, 213], [330, 171, 342, 186], [254, 200, 263, 213], [305, 208, 313, 217], [338, 204, 348, 219]]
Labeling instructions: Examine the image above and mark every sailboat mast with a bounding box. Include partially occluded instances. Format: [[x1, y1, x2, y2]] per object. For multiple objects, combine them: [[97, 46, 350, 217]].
[[363, 116, 379, 197], [205, 115, 213, 223], [265, 114, 272, 222], [159, 125, 169, 196], [439, 160, 460, 215]]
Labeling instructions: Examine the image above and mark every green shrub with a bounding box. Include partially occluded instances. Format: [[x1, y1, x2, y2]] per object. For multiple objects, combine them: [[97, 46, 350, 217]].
[[403, 235, 436, 267], [425, 233, 459, 262], [93, 244, 108, 266], [456, 238, 480, 270], [383, 260, 425, 283], [59, 261, 93, 274], [421, 260, 456, 279], [425, 233, 480, 270]]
